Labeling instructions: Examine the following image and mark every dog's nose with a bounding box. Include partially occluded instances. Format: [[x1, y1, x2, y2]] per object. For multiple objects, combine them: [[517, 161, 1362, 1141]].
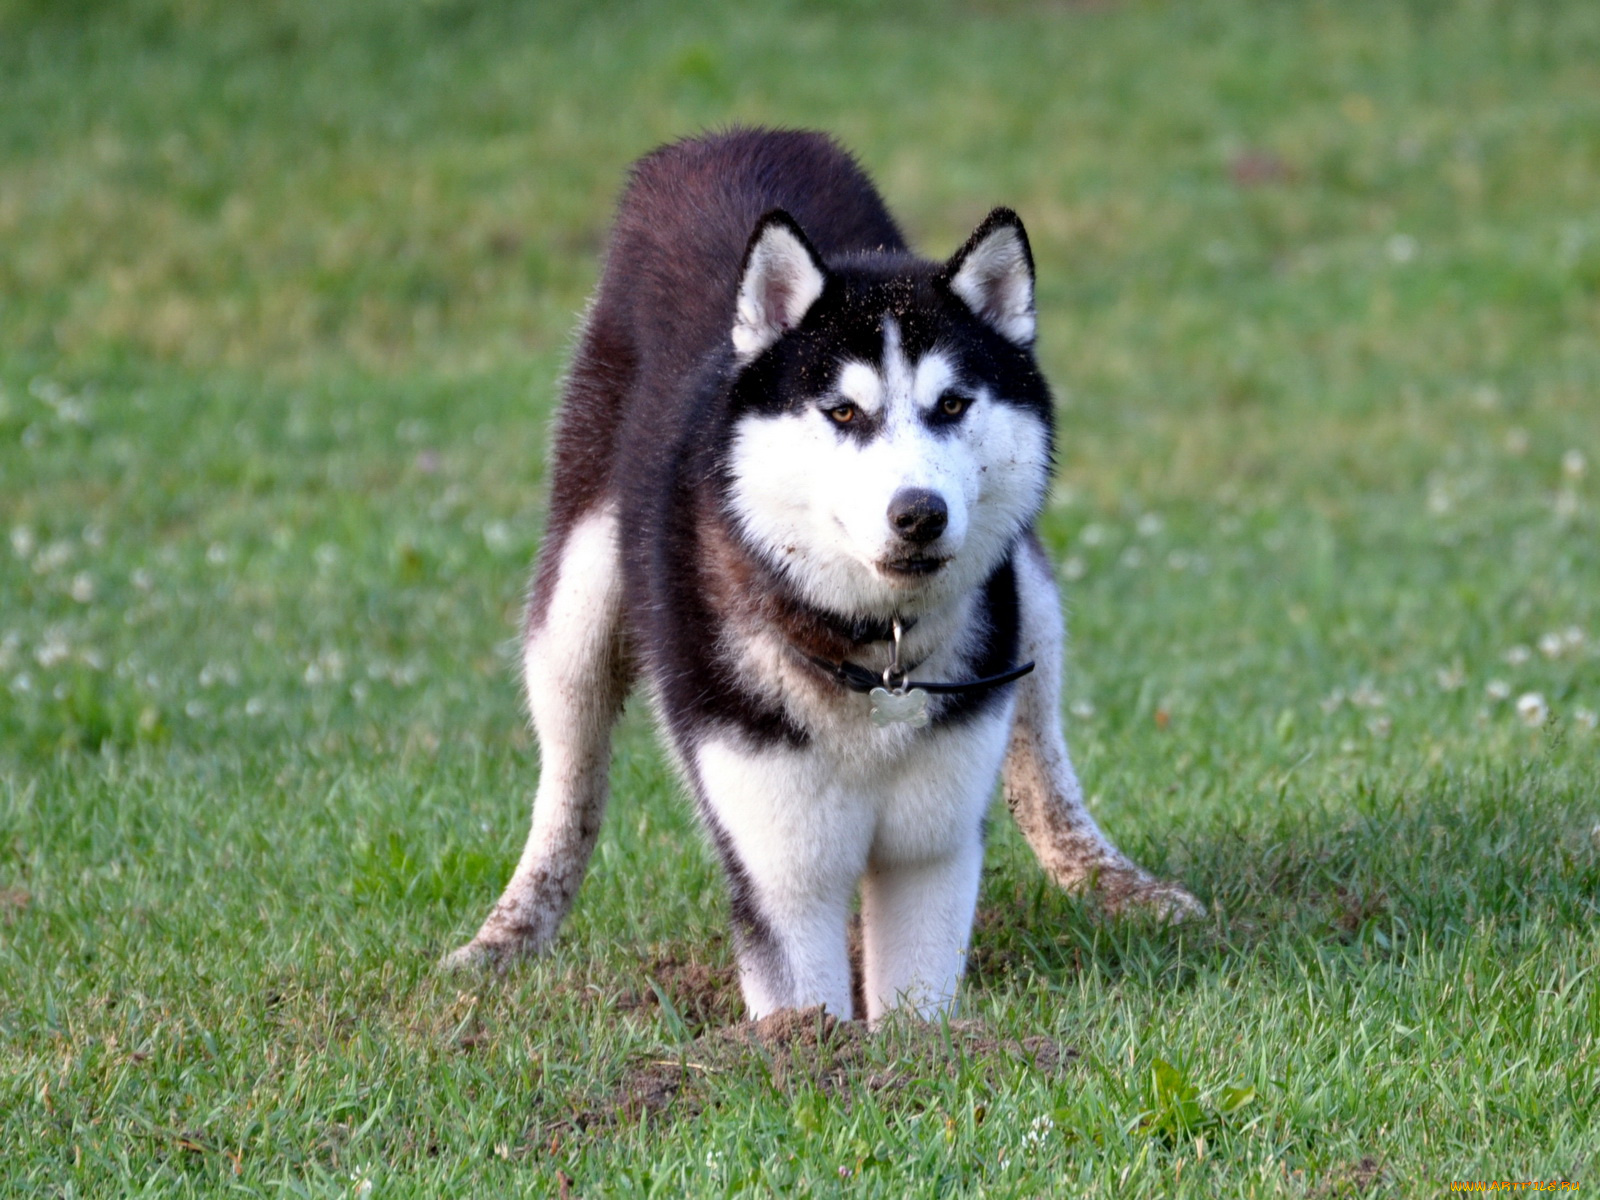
[[887, 488, 948, 546]]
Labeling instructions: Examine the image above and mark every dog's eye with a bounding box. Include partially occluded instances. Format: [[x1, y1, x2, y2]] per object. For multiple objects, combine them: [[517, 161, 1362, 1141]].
[[938, 393, 971, 418], [825, 402, 859, 425]]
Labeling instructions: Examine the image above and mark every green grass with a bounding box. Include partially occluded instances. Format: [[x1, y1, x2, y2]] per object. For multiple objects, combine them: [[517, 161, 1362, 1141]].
[[3, 0, 1598, 1194]]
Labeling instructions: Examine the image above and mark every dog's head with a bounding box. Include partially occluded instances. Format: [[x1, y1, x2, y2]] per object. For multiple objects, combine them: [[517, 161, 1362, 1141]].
[[721, 208, 1054, 618]]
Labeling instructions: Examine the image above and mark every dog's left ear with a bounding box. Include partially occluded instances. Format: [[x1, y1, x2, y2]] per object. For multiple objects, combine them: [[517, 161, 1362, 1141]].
[[733, 210, 829, 361], [943, 208, 1036, 347]]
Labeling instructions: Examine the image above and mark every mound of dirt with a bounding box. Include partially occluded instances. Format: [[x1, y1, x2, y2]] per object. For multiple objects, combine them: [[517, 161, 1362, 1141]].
[[587, 1006, 1075, 1129]]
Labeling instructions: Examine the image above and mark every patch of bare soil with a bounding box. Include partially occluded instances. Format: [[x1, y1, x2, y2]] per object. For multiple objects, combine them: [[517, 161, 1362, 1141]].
[[582, 1006, 1075, 1130], [615, 952, 741, 1034], [1312, 1156, 1387, 1197], [0, 886, 29, 923]]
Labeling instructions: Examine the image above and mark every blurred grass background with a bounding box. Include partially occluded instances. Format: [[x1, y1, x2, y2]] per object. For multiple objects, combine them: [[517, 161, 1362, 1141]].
[[2, 0, 1598, 1195]]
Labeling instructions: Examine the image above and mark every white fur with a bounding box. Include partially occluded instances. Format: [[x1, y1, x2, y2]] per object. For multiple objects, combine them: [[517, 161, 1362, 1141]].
[[443, 503, 627, 967], [696, 693, 1012, 1021], [726, 318, 1050, 619], [999, 537, 1206, 920], [949, 223, 1036, 346], [732, 221, 827, 361]]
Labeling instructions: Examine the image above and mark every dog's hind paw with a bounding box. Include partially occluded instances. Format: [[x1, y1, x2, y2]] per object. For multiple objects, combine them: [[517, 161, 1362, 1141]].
[[1087, 869, 1207, 923], [439, 935, 540, 973]]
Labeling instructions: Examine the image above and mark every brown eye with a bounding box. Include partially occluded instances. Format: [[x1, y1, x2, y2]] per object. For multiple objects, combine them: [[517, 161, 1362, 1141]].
[[939, 393, 970, 417], [826, 402, 858, 425]]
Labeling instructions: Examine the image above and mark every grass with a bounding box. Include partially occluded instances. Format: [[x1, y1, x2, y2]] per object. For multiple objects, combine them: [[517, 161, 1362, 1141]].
[[2, 0, 1598, 1194]]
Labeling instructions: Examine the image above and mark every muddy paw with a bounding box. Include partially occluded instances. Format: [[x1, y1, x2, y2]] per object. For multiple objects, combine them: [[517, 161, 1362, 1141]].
[[1090, 870, 1207, 923], [439, 935, 541, 973]]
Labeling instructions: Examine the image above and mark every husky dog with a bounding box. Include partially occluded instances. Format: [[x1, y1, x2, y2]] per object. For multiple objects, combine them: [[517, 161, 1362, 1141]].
[[446, 129, 1201, 1020]]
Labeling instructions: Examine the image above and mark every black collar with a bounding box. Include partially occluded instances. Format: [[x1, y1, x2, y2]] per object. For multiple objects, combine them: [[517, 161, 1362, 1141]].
[[807, 654, 1035, 697]]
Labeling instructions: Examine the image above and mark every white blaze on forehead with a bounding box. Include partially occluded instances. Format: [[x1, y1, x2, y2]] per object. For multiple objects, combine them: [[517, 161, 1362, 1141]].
[[832, 318, 960, 419]]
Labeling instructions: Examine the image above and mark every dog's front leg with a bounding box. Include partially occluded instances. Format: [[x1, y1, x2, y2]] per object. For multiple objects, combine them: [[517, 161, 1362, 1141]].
[[1003, 535, 1204, 920], [694, 737, 868, 1020]]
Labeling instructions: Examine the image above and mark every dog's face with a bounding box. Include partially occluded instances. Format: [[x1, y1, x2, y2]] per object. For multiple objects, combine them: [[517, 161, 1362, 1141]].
[[722, 210, 1054, 618]]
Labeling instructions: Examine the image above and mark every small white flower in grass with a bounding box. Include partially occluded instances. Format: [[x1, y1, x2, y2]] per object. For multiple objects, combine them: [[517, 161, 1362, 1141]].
[[1573, 708, 1597, 732], [206, 542, 231, 566], [83, 524, 106, 550], [1350, 683, 1386, 709], [1069, 699, 1096, 721], [1136, 512, 1164, 537], [33, 541, 73, 574], [185, 700, 208, 719], [1504, 645, 1531, 666], [1060, 555, 1087, 581], [245, 697, 266, 718], [1515, 693, 1548, 726], [1023, 1114, 1055, 1151], [1119, 546, 1144, 569], [70, 572, 95, 603], [1435, 665, 1465, 691], [10, 526, 35, 559], [315, 544, 340, 569], [1386, 233, 1417, 263], [1078, 522, 1107, 547], [1505, 428, 1530, 457], [483, 520, 514, 554], [1472, 384, 1501, 410], [1539, 632, 1566, 659], [11, 673, 33, 694], [1485, 680, 1511, 701], [131, 567, 153, 591], [1563, 449, 1587, 480], [1563, 626, 1587, 652], [35, 634, 70, 668]]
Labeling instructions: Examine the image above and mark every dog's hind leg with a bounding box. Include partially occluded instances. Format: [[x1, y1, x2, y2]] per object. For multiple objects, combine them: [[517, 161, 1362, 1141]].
[[444, 501, 631, 968], [1002, 534, 1204, 921]]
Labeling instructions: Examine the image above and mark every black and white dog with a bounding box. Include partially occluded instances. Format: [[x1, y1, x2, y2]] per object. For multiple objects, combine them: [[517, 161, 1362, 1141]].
[[446, 129, 1201, 1020]]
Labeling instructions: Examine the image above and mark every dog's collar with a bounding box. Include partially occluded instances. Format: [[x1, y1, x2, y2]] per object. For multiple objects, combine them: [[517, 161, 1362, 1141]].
[[807, 654, 1036, 697], [805, 615, 1034, 724]]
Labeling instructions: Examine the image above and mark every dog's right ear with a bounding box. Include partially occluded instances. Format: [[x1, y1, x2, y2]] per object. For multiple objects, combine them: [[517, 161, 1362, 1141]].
[[732, 211, 828, 362]]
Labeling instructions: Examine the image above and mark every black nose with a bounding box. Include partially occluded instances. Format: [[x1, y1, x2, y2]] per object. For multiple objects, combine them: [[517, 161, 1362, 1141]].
[[887, 488, 948, 546]]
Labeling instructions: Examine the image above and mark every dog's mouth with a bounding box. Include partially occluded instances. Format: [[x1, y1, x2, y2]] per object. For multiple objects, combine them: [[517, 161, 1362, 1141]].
[[877, 554, 950, 579]]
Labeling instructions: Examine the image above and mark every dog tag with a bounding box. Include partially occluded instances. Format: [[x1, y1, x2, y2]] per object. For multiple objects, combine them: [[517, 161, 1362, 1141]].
[[869, 686, 930, 728]]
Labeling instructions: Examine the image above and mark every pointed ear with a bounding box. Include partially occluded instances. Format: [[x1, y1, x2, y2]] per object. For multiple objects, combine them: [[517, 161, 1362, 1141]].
[[732, 211, 828, 361], [943, 207, 1036, 347]]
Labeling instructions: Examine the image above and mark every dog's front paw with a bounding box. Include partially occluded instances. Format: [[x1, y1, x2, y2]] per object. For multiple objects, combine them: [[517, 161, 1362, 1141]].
[[1089, 869, 1206, 923]]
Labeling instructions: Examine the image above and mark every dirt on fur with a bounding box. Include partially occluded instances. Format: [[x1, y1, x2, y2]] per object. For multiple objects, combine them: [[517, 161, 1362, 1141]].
[[586, 1006, 1075, 1129]]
